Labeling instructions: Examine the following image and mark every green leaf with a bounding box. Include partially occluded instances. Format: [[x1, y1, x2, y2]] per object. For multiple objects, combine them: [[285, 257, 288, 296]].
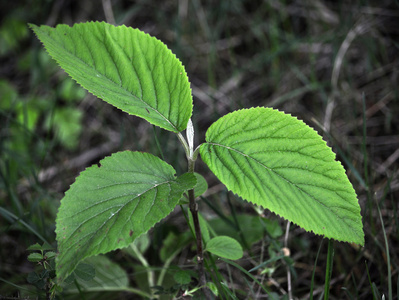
[[132, 233, 151, 255], [27, 242, 54, 251], [208, 214, 282, 248], [29, 22, 193, 133], [173, 270, 192, 285], [200, 107, 364, 246], [206, 282, 219, 297], [74, 263, 96, 281], [40, 243, 55, 251], [205, 236, 243, 260], [27, 243, 42, 251], [159, 231, 192, 262], [178, 173, 208, 204], [198, 213, 210, 244], [27, 253, 43, 262], [59, 77, 86, 102], [261, 218, 284, 239], [55, 151, 196, 282], [27, 272, 46, 289], [188, 211, 210, 244], [45, 251, 57, 260], [64, 256, 129, 292], [0, 79, 18, 109], [27, 271, 41, 284], [192, 173, 208, 198], [47, 107, 83, 150]]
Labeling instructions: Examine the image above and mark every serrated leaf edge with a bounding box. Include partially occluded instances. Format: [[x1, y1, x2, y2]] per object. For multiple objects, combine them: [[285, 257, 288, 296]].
[[55, 151, 196, 282], [201, 107, 364, 246], [29, 22, 193, 133]]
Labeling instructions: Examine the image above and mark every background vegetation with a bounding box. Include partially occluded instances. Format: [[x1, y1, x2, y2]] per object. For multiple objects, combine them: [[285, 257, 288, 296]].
[[1, 0, 398, 299]]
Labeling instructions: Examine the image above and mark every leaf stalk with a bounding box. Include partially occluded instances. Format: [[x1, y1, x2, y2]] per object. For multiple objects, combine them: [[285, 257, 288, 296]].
[[181, 132, 211, 299]]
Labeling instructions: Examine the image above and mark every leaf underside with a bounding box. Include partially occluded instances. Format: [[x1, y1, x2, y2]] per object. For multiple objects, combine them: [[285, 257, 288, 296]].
[[55, 151, 196, 282], [29, 22, 192, 133], [200, 107, 364, 245]]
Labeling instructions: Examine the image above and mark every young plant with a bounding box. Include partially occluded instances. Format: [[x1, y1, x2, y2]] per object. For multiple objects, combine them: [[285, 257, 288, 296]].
[[30, 21, 364, 295], [27, 243, 60, 298]]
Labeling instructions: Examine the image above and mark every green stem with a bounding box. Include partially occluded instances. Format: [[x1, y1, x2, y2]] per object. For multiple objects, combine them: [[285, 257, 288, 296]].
[[177, 132, 211, 299], [187, 159, 211, 298], [157, 242, 184, 287], [177, 132, 190, 159], [377, 201, 392, 300], [130, 243, 155, 298], [324, 239, 334, 300], [309, 239, 323, 300], [284, 221, 292, 300]]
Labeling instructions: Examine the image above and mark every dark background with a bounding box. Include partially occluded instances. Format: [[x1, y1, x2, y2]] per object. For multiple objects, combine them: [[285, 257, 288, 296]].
[[1, 0, 398, 299]]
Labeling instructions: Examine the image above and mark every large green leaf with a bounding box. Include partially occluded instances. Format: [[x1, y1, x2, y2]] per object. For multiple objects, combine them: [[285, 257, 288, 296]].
[[200, 107, 364, 245], [56, 151, 196, 282], [64, 255, 129, 293], [29, 22, 192, 132]]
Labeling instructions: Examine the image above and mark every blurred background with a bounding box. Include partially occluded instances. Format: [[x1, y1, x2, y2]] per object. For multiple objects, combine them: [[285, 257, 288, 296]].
[[1, 0, 398, 299]]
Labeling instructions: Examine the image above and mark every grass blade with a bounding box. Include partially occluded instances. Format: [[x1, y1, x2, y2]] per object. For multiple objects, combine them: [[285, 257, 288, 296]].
[[377, 200, 392, 300], [324, 239, 334, 300], [0, 206, 49, 244], [310, 239, 324, 300]]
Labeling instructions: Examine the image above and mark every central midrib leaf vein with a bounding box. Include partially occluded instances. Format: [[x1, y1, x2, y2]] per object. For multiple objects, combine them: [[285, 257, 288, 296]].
[[206, 142, 351, 225], [60, 180, 176, 258], [45, 28, 178, 132], [61, 179, 175, 243]]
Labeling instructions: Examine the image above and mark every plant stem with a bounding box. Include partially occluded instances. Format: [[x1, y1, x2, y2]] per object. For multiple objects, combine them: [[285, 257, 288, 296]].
[[377, 199, 392, 300], [324, 239, 334, 300], [178, 130, 211, 298], [187, 157, 212, 299], [129, 243, 155, 298], [284, 221, 292, 300], [188, 190, 206, 283], [309, 239, 323, 300]]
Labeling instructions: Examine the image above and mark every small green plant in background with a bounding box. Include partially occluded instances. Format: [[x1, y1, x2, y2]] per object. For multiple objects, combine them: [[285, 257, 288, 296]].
[[30, 22, 364, 298], [26, 243, 59, 299]]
